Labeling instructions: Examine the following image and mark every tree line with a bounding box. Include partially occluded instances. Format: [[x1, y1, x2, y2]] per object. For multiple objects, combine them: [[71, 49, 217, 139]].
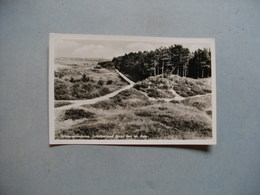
[[98, 44, 211, 81]]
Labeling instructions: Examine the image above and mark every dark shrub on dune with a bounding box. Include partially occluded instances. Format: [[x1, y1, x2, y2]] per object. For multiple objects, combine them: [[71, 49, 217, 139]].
[[64, 109, 96, 120]]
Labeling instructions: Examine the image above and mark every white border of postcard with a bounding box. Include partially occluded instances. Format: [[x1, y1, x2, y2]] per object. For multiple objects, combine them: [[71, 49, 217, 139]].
[[49, 33, 216, 145]]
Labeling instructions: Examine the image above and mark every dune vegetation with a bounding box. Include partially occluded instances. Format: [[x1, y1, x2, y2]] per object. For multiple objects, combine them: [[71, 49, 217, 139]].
[[54, 58, 128, 100], [55, 75, 212, 140], [54, 45, 213, 140]]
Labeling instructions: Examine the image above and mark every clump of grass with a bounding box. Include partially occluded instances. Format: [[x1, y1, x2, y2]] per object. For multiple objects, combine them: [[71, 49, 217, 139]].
[[55, 79, 74, 100], [146, 88, 166, 98], [111, 89, 151, 108], [135, 110, 153, 117], [144, 129, 161, 138], [123, 124, 159, 138], [168, 75, 211, 97], [124, 122, 172, 139], [206, 110, 212, 117], [134, 75, 211, 98], [91, 100, 115, 110], [62, 122, 117, 137], [98, 87, 110, 96], [107, 80, 113, 85], [91, 89, 151, 110], [112, 88, 148, 101], [124, 124, 143, 134], [134, 83, 149, 90], [133, 103, 212, 139], [63, 109, 96, 120], [180, 94, 211, 111], [98, 79, 104, 86], [150, 104, 212, 136], [158, 106, 168, 111], [134, 76, 175, 99]]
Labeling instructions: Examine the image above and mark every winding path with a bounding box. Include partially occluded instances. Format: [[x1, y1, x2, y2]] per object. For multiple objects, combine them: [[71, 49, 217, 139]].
[[55, 69, 135, 110], [55, 69, 210, 111]]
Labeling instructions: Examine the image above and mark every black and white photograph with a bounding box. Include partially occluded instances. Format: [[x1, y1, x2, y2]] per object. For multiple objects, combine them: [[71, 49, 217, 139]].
[[49, 33, 216, 145]]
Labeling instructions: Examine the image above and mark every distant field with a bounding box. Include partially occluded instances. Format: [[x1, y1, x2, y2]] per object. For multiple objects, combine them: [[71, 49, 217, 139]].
[[54, 58, 128, 100], [55, 75, 212, 140]]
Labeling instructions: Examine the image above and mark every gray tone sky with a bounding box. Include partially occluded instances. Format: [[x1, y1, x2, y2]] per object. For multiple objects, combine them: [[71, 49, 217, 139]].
[[55, 38, 210, 59]]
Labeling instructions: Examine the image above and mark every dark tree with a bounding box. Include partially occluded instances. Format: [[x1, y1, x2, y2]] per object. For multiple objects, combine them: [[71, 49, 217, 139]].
[[168, 45, 190, 76], [105, 44, 210, 81], [188, 48, 211, 78]]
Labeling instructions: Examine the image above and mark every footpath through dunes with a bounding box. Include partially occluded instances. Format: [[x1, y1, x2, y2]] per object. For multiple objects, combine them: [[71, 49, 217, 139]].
[[55, 74, 213, 139], [56, 71, 212, 110], [55, 69, 135, 110]]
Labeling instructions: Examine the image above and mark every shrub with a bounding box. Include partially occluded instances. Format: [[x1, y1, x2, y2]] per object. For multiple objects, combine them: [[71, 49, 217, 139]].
[[91, 100, 115, 110], [98, 79, 104, 86], [55, 71, 64, 78], [135, 110, 153, 117], [181, 95, 211, 111], [54, 79, 72, 100], [98, 87, 110, 96], [126, 100, 151, 108], [125, 124, 142, 134], [150, 108, 211, 135], [107, 80, 113, 85], [81, 83, 96, 91], [145, 130, 160, 138], [73, 125, 99, 136], [54, 71, 59, 77], [63, 109, 96, 120], [146, 88, 165, 98], [81, 74, 90, 82], [72, 82, 98, 99], [71, 122, 116, 136], [158, 106, 168, 111], [134, 83, 148, 90], [206, 110, 212, 117], [70, 77, 75, 83]]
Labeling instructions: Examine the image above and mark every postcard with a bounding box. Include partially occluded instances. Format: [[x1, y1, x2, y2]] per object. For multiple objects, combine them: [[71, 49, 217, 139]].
[[49, 33, 216, 145]]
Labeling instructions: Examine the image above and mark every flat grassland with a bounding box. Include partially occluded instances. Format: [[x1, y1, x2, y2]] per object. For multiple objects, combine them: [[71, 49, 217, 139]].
[[54, 62, 212, 140]]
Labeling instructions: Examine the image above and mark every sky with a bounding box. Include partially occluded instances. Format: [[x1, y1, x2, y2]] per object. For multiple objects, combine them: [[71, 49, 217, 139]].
[[55, 38, 211, 59]]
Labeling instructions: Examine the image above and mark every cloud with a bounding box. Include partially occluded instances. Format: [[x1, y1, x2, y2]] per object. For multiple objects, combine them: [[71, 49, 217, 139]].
[[73, 44, 129, 59], [72, 44, 105, 58], [125, 42, 160, 53], [55, 39, 81, 57], [54, 39, 211, 59], [182, 43, 211, 53], [55, 40, 126, 59]]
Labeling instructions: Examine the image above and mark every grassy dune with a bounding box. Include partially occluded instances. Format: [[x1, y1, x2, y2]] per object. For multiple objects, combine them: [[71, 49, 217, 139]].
[[134, 75, 211, 98], [56, 83, 212, 140], [181, 94, 212, 112]]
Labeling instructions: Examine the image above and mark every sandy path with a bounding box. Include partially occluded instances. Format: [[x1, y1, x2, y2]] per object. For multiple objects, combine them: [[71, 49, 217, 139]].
[[143, 89, 210, 103], [55, 69, 135, 110]]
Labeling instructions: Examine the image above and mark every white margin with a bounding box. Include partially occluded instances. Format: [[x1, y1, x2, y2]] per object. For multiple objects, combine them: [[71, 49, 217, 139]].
[[49, 33, 217, 145]]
